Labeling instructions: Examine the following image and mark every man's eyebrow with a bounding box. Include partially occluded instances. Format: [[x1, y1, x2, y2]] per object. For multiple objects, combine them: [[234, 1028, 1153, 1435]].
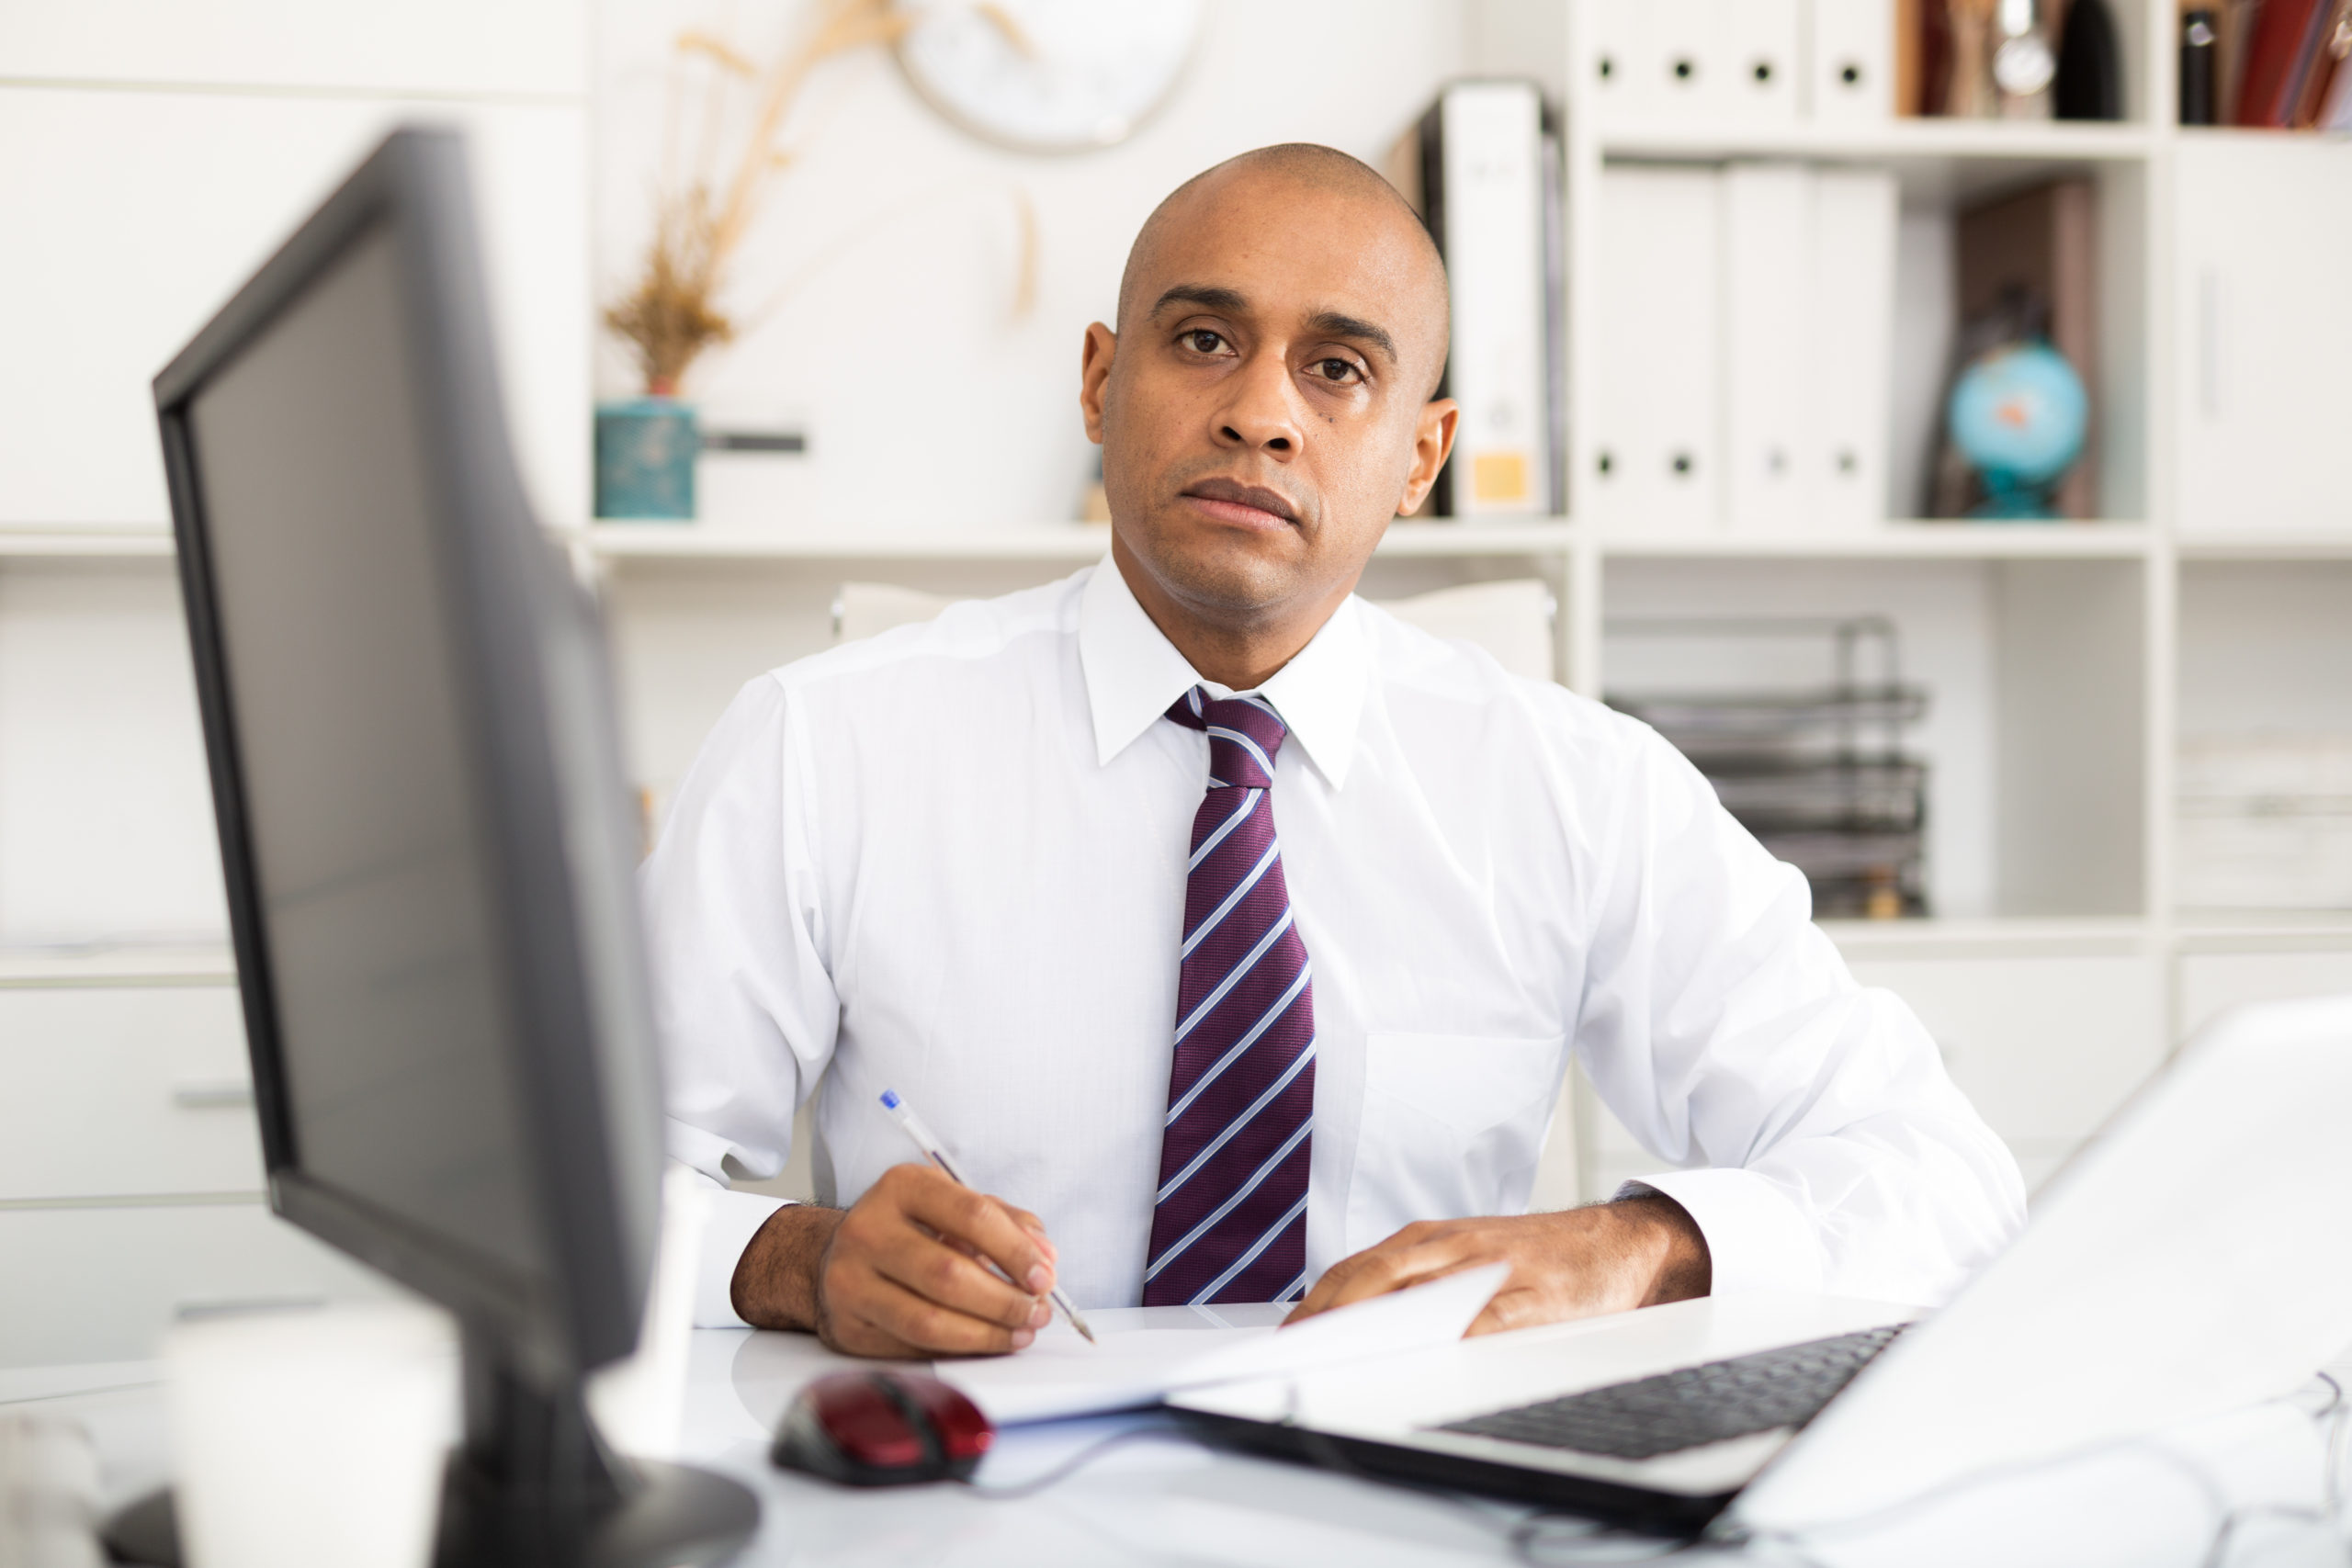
[[1150, 284, 1249, 319], [1305, 310, 1400, 367]]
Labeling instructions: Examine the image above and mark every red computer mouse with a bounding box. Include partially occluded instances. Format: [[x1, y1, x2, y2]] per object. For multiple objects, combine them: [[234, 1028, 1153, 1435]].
[[770, 1370, 996, 1485]]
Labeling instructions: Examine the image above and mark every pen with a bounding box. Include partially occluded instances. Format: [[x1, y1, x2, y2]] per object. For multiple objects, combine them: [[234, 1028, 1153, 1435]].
[[878, 1089, 1096, 1344]]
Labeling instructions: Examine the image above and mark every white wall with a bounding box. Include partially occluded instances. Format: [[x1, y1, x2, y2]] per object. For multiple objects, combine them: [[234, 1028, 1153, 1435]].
[[593, 0, 1475, 531]]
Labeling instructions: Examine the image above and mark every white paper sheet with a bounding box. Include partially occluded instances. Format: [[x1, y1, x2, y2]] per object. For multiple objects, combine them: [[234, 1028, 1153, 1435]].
[[938, 1263, 1509, 1426]]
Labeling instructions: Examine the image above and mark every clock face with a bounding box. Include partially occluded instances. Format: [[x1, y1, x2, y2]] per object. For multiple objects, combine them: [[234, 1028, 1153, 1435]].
[[894, 0, 1204, 153]]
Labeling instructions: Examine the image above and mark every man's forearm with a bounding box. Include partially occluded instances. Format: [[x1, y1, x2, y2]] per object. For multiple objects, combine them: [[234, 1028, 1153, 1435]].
[[1616, 1192, 1712, 1305], [729, 1203, 844, 1331]]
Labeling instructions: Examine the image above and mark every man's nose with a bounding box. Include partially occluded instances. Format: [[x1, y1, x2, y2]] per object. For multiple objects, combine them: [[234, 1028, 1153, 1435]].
[[1211, 350, 1305, 457]]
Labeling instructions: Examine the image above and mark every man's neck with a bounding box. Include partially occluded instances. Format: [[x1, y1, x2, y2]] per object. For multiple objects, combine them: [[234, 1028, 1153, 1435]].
[[1109, 536, 1355, 691]]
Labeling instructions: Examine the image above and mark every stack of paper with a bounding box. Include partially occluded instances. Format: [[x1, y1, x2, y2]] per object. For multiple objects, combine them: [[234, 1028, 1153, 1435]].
[[937, 1263, 1509, 1427]]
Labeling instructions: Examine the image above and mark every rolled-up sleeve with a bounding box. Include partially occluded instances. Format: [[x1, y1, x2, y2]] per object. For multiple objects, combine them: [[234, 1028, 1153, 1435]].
[[1574, 722, 2027, 1308], [641, 675, 838, 1325]]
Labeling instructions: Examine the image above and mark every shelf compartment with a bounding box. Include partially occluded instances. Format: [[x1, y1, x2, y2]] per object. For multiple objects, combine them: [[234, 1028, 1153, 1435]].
[[1595, 120, 2153, 206]]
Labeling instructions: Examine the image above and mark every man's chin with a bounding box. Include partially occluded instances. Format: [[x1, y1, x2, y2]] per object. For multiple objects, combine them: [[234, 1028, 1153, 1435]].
[[1122, 517, 1310, 619]]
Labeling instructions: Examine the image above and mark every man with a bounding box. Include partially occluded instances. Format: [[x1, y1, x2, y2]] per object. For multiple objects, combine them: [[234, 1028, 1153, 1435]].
[[647, 144, 2024, 1359]]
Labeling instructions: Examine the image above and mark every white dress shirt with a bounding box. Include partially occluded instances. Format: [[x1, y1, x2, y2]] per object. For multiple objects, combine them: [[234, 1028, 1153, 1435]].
[[645, 559, 2026, 1326]]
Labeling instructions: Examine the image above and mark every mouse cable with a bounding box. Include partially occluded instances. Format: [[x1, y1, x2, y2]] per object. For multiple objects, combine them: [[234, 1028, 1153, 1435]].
[[957, 1415, 1193, 1501]]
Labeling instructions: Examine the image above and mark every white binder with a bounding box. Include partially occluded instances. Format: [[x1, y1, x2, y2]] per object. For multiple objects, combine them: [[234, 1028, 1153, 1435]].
[[1593, 165, 1721, 531], [1806, 0, 1895, 123], [1650, 0, 1725, 119], [1723, 0, 1804, 123], [1584, 0, 1648, 120], [1804, 168, 1898, 529], [1721, 163, 1813, 532], [1433, 82, 1552, 516]]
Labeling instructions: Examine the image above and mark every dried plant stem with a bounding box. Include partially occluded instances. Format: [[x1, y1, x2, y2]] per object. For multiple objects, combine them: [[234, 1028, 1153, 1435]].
[[605, 0, 907, 393]]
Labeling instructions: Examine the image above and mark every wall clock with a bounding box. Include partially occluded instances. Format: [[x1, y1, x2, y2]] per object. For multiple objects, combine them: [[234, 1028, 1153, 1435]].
[[894, 0, 1204, 153]]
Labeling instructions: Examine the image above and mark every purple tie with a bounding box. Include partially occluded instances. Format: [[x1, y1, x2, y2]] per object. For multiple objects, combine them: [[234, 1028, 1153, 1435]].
[[1143, 687, 1316, 1306]]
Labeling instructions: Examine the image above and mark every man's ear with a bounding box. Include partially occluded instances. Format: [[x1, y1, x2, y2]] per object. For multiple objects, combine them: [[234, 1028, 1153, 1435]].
[[1396, 398, 1460, 516], [1079, 321, 1117, 444]]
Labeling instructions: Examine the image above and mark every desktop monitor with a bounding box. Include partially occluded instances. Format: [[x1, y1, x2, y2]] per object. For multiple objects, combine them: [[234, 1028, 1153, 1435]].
[[122, 127, 758, 1566]]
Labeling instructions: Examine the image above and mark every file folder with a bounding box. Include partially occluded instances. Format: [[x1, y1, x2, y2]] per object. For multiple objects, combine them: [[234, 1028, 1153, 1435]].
[[1805, 168, 1898, 529], [1593, 165, 1722, 531], [1425, 82, 1555, 516], [1724, 0, 1805, 122], [1585, 0, 1648, 118], [1722, 163, 1813, 532], [1652, 0, 1724, 118], [1808, 0, 1896, 122]]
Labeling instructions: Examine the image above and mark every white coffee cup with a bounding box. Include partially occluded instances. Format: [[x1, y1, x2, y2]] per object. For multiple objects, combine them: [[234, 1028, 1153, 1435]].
[[164, 1300, 458, 1568]]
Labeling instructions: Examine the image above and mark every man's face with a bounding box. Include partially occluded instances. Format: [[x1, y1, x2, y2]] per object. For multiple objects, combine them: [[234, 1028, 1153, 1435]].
[[1080, 170, 1455, 630]]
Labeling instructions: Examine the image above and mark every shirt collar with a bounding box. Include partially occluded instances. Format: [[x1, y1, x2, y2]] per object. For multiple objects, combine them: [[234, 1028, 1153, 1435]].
[[1079, 556, 1367, 789]]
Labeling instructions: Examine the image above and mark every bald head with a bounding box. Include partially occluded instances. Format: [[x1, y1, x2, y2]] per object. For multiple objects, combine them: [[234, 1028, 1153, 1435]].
[[1116, 144, 1451, 396], [1077, 143, 1464, 676]]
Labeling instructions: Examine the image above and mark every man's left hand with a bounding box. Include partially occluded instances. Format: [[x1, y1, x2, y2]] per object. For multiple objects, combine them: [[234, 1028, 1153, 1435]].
[[1283, 1195, 1713, 1336]]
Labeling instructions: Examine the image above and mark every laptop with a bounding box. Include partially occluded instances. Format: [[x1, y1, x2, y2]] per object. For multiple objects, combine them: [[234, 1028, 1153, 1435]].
[[1170, 994, 2352, 1538]]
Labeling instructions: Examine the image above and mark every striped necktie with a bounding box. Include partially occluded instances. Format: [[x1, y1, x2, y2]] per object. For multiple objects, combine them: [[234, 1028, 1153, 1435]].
[[1142, 686, 1316, 1306]]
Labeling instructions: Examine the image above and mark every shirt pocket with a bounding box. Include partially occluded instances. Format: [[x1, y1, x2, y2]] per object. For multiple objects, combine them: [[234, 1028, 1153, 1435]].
[[1345, 1032, 1566, 1254]]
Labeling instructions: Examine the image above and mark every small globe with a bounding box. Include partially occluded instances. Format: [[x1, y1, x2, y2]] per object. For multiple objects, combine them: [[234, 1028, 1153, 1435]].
[[1947, 342, 2088, 517]]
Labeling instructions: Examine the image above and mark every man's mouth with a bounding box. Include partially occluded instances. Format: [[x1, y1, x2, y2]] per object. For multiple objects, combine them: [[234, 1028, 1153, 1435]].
[[1180, 477, 1301, 531]]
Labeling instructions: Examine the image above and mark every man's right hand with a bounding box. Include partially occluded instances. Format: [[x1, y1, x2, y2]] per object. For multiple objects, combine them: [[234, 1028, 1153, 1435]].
[[728, 1162, 1060, 1358]]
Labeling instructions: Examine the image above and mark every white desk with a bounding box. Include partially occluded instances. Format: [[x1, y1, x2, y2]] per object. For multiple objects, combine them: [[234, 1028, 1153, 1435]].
[[11, 1322, 2350, 1568]]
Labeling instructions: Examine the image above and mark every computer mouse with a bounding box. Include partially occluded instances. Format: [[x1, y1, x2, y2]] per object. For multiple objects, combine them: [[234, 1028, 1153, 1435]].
[[770, 1370, 995, 1485]]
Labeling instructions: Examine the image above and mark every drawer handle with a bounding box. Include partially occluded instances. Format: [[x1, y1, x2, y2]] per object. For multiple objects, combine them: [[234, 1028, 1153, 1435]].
[[172, 1080, 254, 1110]]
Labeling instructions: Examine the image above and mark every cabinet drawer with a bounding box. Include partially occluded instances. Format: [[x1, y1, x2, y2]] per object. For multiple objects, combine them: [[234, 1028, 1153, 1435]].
[[1845, 954, 2165, 1147], [0, 987, 265, 1201], [0, 1201, 389, 1367], [2179, 951, 2352, 1039]]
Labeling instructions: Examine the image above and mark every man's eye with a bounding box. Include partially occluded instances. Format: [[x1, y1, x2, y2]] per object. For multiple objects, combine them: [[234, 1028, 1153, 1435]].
[[1185, 330, 1227, 354], [1315, 358, 1361, 383]]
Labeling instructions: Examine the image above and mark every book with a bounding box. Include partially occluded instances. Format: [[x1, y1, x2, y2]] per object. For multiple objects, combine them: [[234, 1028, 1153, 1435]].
[[2233, 0, 2329, 124], [2289, 0, 2352, 125]]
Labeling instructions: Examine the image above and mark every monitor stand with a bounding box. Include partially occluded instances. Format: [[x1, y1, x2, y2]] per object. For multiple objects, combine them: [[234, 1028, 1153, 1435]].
[[103, 1322, 760, 1568]]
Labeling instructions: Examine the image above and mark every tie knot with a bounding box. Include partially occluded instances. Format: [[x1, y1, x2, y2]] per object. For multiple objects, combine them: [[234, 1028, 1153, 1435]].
[[1167, 687, 1288, 790]]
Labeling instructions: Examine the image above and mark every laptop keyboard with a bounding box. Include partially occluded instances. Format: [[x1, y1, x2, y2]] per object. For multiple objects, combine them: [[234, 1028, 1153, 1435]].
[[1433, 1325, 1905, 1462]]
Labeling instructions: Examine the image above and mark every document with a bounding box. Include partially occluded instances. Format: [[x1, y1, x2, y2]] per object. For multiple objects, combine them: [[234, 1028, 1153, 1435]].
[[937, 1263, 1510, 1427]]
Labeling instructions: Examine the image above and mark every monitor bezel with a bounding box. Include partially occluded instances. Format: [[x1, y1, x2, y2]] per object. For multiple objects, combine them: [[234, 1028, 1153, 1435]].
[[153, 127, 650, 1384]]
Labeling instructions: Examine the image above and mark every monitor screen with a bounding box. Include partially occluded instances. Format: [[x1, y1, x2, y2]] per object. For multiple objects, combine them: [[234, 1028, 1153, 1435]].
[[183, 221, 543, 1280]]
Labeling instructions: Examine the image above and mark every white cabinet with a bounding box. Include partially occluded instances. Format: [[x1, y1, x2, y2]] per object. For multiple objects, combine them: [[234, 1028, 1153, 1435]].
[[1844, 953, 2165, 1148], [0, 986, 263, 1201], [2174, 136, 2352, 538], [2178, 949, 2352, 1038], [0, 973, 390, 1369], [0, 1202, 389, 1367], [0, 91, 588, 531]]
